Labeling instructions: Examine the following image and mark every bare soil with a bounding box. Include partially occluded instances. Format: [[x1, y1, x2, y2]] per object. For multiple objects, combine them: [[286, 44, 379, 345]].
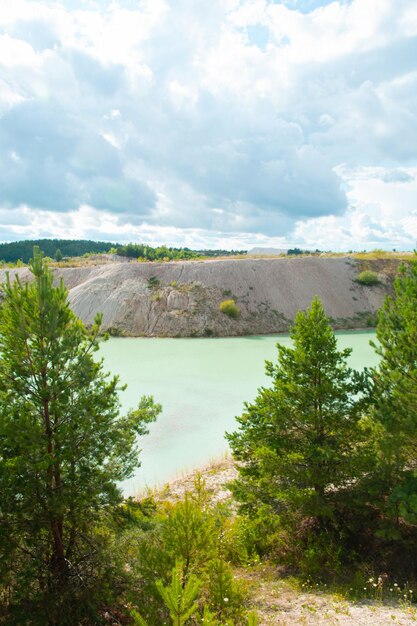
[[0, 256, 399, 337]]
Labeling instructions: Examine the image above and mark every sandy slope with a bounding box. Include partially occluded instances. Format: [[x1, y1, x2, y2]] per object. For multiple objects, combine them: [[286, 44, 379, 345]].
[[0, 256, 397, 337]]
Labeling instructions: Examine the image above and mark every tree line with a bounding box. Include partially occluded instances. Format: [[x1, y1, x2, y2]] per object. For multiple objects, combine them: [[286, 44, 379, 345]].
[[1, 248, 417, 624], [116, 243, 246, 260], [0, 239, 247, 264], [0, 239, 117, 263]]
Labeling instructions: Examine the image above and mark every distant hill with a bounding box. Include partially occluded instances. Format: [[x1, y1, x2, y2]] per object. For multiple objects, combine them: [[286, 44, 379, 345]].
[[248, 247, 287, 255], [0, 239, 117, 263]]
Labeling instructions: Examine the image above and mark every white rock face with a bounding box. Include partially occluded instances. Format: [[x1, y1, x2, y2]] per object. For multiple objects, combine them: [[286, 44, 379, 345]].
[[166, 291, 189, 311], [0, 257, 395, 337]]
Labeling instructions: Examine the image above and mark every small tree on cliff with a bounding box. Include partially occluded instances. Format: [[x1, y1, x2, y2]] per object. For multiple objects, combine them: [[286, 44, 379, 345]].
[[226, 296, 368, 560], [0, 247, 161, 621]]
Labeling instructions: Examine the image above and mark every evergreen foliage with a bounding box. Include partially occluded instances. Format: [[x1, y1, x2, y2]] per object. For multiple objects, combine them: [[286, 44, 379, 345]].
[[116, 243, 201, 260], [0, 238, 117, 262], [6, 247, 417, 620], [226, 296, 368, 566], [124, 475, 248, 625], [369, 258, 417, 534], [156, 561, 201, 626], [0, 247, 161, 623], [116, 243, 246, 261], [0, 238, 246, 264]]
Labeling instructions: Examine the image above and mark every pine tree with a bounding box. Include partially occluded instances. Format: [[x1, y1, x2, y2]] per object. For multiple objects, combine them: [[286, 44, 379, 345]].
[[226, 296, 367, 537], [370, 258, 417, 527], [156, 561, 201, 626], [0, 247, 161, 620]]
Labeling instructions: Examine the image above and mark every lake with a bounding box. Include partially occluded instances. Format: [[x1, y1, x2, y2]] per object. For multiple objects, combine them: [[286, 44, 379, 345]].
[[99, 331, 379, 495]]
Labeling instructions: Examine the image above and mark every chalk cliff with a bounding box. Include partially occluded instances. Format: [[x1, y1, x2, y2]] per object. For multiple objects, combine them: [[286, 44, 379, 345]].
[[0, 256, 399, 336]]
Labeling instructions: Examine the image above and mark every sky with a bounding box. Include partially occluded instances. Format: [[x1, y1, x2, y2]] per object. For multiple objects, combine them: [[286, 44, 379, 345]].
[[0, 0, 416, 250]]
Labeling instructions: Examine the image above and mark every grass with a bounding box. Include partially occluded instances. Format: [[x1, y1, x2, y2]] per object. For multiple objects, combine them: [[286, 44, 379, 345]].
[[353, 250, 415, 260], [237, 564, 417, 625]]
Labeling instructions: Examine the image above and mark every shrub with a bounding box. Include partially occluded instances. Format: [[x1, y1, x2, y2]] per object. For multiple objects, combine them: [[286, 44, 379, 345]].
[[106, 325, 126, 337], [219, 299, 240, 319], [126, 476, 252, 625], [147, 276, 160, 289], [355, 270, 380, 286]]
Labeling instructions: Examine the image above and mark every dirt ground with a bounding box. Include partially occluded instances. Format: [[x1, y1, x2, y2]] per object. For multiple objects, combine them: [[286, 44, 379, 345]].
[[238, 566, 417, 625]]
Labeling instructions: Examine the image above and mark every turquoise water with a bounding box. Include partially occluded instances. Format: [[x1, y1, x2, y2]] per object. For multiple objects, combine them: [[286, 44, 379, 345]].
[[98, 331, 378, 495]]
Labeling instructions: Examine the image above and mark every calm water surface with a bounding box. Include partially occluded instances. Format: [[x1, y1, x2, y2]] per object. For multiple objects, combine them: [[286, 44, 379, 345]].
[[99, 331, 378, 495]]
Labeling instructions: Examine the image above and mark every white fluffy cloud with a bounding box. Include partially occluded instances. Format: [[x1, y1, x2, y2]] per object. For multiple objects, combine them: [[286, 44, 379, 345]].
[[0, 0, 416, 249]]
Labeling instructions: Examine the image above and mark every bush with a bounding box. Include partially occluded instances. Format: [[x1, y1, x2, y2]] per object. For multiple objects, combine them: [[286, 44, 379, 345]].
[[355, 270, 380, 286], [126, 476, 251, 625], [147, 276, 160, 289], [219, 299, 240, 319]]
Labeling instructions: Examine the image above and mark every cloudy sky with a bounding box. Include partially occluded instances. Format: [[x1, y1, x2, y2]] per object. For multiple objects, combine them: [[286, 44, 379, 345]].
[[0, 0, 416, 250]]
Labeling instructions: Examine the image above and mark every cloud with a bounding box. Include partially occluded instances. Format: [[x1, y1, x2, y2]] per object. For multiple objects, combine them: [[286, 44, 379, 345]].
[[293, 166, 417, 250], [0, 97, 156, 215], [376, 170, 414, 184], [0, 0, 415, 248]]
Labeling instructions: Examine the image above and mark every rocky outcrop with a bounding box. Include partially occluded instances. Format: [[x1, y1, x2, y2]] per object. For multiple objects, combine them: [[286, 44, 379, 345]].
[[0, 256, 400, 337]]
